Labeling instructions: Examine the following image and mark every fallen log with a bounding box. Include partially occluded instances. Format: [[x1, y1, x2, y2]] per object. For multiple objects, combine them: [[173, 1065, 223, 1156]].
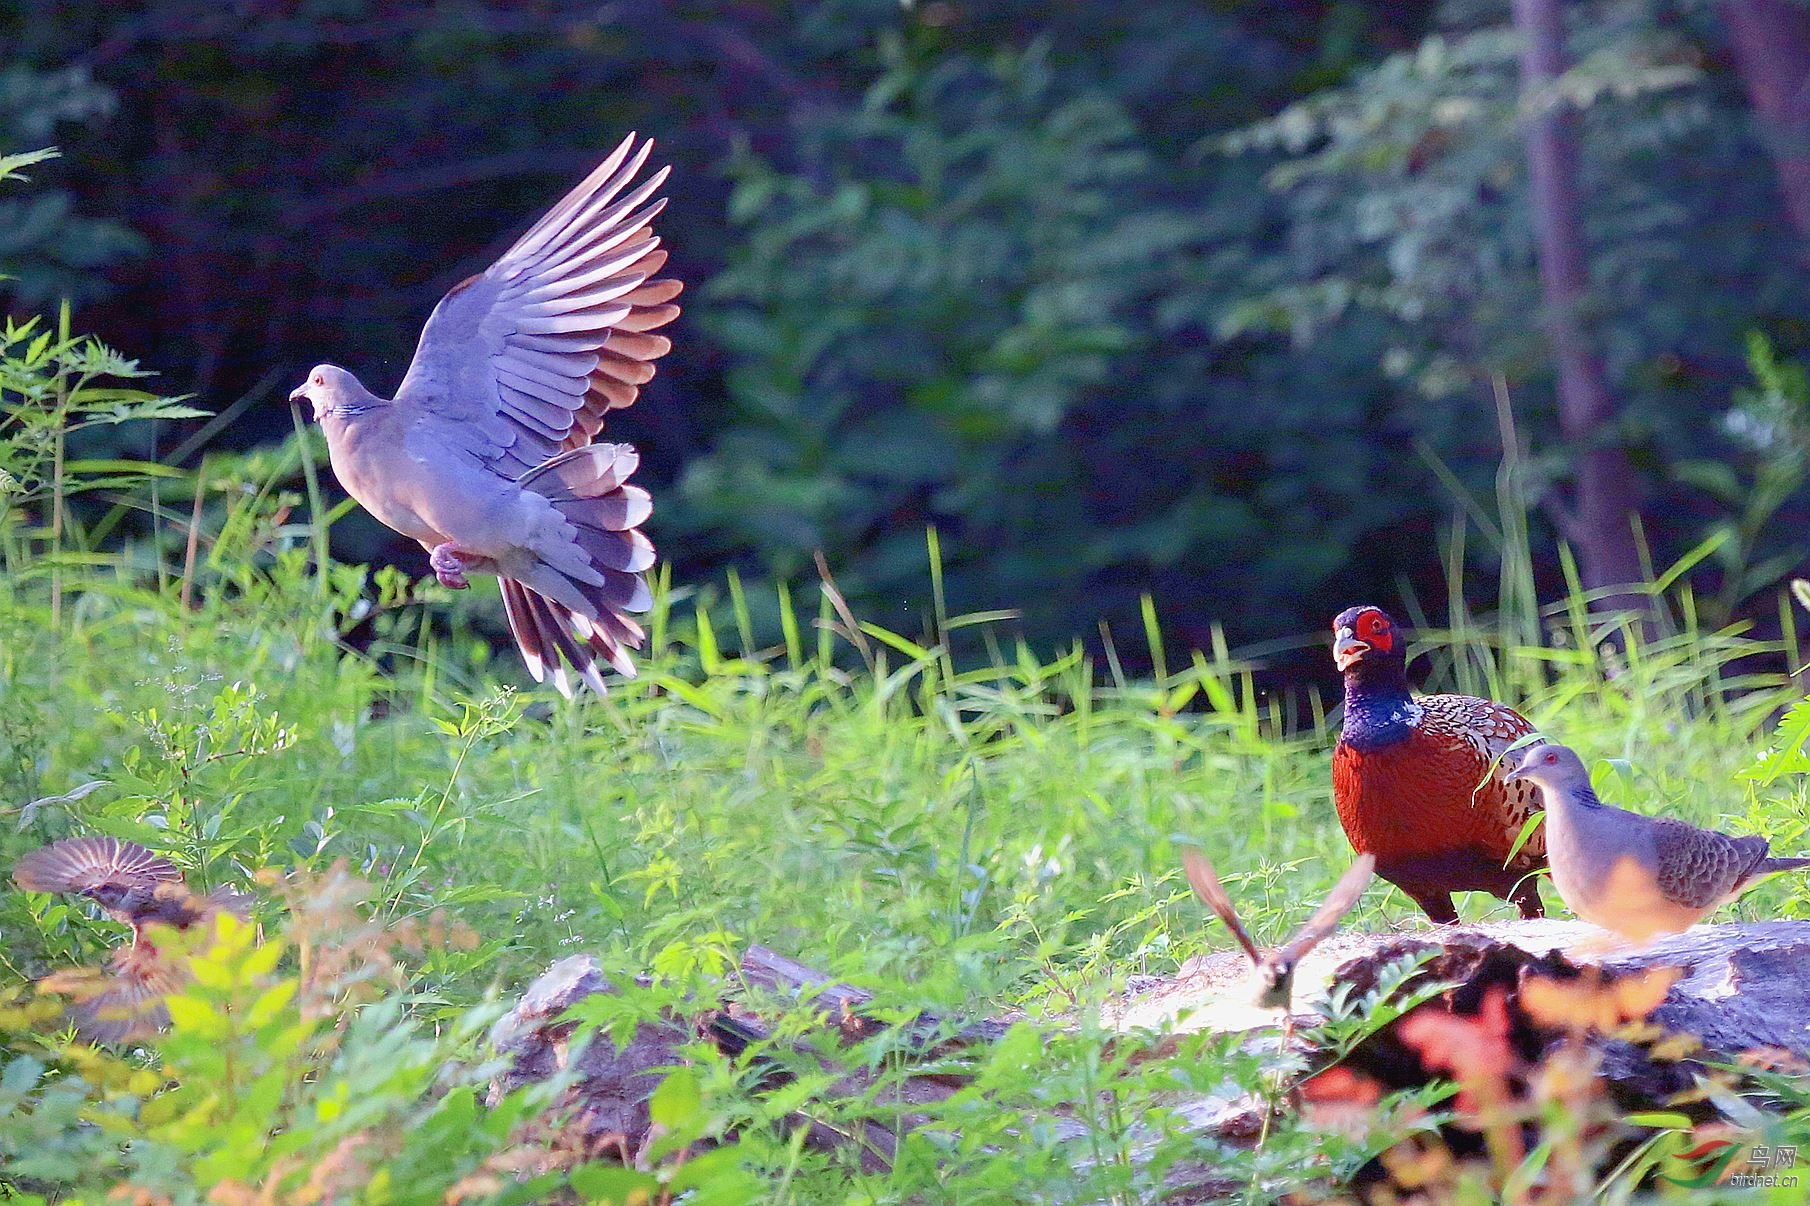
[[1108, 919, 1810, 1061], [486, 921, 1810, 1195]]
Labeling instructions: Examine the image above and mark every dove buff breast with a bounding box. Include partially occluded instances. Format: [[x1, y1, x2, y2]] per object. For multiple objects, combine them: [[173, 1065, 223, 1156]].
[[290, 134, 682, 697]]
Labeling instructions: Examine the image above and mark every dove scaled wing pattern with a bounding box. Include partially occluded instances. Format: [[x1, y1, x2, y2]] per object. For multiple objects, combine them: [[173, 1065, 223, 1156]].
[[1181, 848, 1263, 964], [392, 133, 684, 477]]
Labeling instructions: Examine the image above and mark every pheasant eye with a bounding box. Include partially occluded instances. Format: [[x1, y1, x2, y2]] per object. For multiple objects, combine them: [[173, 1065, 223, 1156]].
[[1355, 611, 1393, 650]]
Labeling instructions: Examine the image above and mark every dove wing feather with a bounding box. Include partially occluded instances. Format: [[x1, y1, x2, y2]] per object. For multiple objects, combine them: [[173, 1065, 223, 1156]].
[[392, 134, 682, 476], [1651, 819, 1768, 909], [1272, 854, 1374, 969]]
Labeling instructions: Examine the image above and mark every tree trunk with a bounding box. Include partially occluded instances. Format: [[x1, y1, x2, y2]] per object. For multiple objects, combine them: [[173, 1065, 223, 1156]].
[[1511, 0, 1647, 611], [1722, 0, 1810, 265]]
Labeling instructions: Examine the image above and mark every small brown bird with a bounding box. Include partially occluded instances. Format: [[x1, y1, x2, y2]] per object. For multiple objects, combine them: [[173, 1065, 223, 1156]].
[[13, 836, 246, 1041], [1182, 849, 1376, 1024]]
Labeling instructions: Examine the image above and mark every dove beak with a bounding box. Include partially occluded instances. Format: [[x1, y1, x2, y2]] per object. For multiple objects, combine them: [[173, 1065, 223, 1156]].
[[1332, 633, 1369, 671], [288, 384, 309, 404], [1502, 752, 1533, 784]]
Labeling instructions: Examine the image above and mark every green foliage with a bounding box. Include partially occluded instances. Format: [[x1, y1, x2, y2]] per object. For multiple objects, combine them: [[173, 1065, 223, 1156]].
[[1223, 0, 1810, 618], [0, 306, 204, 532], [0, 71, 144, 304], [691, 35, 1211, 631], [11, 3, 1810, 651], [2, 417, 1809, 1197]]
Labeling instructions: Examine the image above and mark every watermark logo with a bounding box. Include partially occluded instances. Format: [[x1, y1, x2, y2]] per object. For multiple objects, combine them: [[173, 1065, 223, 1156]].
[[1660, 1139, 1799, 1189]]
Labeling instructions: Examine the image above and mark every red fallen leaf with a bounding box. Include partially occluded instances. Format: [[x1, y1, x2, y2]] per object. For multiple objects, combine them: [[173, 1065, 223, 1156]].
[[1301, 1065, 1384, 1108], [1398, 987, 1516, 1112], [1300, 1064, 1386, 1131]]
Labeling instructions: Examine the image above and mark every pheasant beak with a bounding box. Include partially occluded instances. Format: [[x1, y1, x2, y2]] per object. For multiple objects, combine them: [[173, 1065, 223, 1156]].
[[1332, 632, 1369, 671]]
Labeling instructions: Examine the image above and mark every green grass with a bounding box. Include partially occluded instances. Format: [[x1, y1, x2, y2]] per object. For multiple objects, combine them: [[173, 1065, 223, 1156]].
[[3, 371, 1810, 1198], [4, 496, 1810, 1200]]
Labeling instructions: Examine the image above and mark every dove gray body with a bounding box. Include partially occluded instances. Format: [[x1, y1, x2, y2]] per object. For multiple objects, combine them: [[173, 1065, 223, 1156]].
[[316, 381, 595, 590], [1506, 741, 1810, 940], [291, 135, 682, 697]]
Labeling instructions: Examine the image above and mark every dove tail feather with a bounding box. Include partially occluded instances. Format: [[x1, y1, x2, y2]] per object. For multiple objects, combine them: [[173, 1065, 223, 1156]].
[[1758, 855, 1810, 874], [502, 442, 654, 697]]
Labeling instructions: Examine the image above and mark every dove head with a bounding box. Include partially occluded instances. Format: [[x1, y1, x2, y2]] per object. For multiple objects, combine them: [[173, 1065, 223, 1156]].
[[289, 364, 373, 421], [1504, 741, 1592, 797]]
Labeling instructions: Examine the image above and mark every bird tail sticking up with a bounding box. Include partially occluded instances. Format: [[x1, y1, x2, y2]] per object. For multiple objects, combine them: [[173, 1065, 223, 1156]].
[[504, 443, 655, 698]]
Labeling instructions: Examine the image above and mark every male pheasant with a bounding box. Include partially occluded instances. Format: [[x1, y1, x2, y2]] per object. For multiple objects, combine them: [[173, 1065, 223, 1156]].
[[1329, 605, 1546, 923]]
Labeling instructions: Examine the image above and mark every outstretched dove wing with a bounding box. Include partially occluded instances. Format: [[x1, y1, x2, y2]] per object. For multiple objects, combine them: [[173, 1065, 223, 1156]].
[[14, 836, 182, 895], [1272, 854, 1374, 969], [394, 133, 683, 477]]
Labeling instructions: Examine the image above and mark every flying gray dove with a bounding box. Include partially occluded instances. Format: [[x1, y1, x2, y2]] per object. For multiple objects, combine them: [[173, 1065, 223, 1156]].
[[1182, 848, 1374, 1022], [1505, 741, 1810, 941], [289, 134, 682, 697]]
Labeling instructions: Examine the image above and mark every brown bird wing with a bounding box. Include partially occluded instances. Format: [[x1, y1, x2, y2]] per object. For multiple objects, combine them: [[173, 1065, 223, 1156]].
[[394, 132, 683, 478], [13, 836, 181, 895], [1181, 848, 1262, 966], [41, 946, 185, 1044], [1271, 854, 1375, 969], [1417, 694, 1547, 867]]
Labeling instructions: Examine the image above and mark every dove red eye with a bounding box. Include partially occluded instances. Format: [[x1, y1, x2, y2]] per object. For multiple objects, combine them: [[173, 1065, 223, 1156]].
[[1545, 751, 1558, 765]]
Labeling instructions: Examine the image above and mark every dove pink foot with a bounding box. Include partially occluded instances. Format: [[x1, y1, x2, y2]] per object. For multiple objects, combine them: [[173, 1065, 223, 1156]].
[[429, 543, 473, 590]]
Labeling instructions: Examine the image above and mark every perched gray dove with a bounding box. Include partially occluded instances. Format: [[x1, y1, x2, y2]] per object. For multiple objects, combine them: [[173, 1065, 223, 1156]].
[[289, 134, 682, 697], [1182, 848, 1374, 1020], [1504, 741, 1810, 941]]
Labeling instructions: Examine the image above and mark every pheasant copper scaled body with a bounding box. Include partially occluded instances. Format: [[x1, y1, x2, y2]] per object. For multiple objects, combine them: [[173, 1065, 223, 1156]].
[[1329, 605, 1546, 923], [1505, 740, 1810, 941], [13, 836, 246, 1042], [288, 133, 683, 698]]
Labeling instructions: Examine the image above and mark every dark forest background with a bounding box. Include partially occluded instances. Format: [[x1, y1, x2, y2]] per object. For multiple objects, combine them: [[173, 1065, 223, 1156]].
[[7, 0, 1810, 685]]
